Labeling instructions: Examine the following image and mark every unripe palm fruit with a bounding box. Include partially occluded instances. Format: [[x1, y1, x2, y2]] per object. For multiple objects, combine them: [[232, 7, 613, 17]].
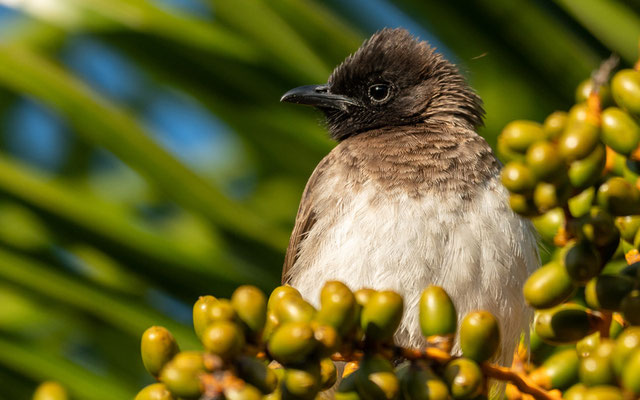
[[523, 261, 575, 309], [612, 327, 640, 376], [534, 304, 597, 344], [336, 369, 362, 400], [497, 136, 525, 163], [262, 311, 280, 342], [559, 113, 600, 162], [33, 381, 69, 400], [315, 281, 357, 335], [621, 261, 640, 279], [459, 311, 500, 363], [575, 79, 612, 106], [234, 356, 278, 394], [568, 103, 589, 123], [500, 120, 544, 153], [621, 290, 640, 325], [529, 348, 579, 390], [568, 145, 605, 189], [268, 286, 302, 311], [597, 177, 640, 216], [282, 363, 321, 400], [267, 321, 317, 364], [578, 340, 615, 386], [509, 193, 537, 216], [224, 384, 263, 400], [563, 241, 601, 284], [583, 386, 623, 400], [355, 355, 399, 400], [576, 207, 619, 249], [576, 332, 600, 358], [275, 294, 316, 324], [564, 384, 588, 400], [193, 295, 217, 340], [501, 162, 536, 194], [568, 187, 595, 218], [543, 111, 568, 140], [201, 321, 245, 360], [354, 288, 376, 307], [601, 107, 640, 155], [400, 366, 449, 400], [442, 358, 483, 399], [320, 358, 337, 390], [141, 326, 179, 377], [584, 275, 635, 311], [560, 125, 601, 163], [419, 285, 456, 337], [615, 215, 640, 242], [611, 69, 640, 116], [312, 323, 340, 356], [529, 329, 556, 364], [160, 351, 205, 399], [621, 349, 640, 394], [360, 291, 403, 342], [533, 182, 564, 212], [135, 383, 175, 400], [208, 299, 236, 322], [526, 141, 562, 180], [232, 285, 267, 339], [532, 208, 565, 243]]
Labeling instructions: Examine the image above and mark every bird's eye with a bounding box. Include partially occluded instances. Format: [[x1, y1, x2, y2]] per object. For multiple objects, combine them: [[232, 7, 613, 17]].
[[368, 84, 391, 103]]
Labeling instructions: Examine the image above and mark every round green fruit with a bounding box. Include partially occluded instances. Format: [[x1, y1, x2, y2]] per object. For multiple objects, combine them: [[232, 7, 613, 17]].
[[418, 285, 456, 337], [611, 69, 640, 117], [315, 281, 357, 335], [523, 261, 575, 309], [534, 304, 597, 344], [160, 351, 205, 399], [232, 285, 267, 338], [543, 111, 568, 140], [33, 382, 69, 400], [134, 383, 175, 400], [201, 321, 245, 360], [360, 291, 403, 342], [459, 311, 500, 362], [267, 322, 317, 364], [501, 162, 536, 194], [442, 358, 483, 400], [141, 326, 179, 377], [500, 120, 544, 153], [601, 107, 640, 155]]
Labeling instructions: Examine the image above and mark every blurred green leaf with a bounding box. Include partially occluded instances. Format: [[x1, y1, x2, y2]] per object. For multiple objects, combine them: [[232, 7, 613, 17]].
[[554, 0, 640, 65], [0, 246, 199, 347], [0, 155, 277, 291], [0, 335, 136, 400], [0, 43, 290, 250]]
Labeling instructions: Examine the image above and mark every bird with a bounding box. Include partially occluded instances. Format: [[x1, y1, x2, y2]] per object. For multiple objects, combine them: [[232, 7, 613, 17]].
[[279, 27, 539, 366]]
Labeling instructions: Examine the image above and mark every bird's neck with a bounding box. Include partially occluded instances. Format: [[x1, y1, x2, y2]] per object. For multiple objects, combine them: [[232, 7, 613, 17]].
[[333, 121, 500, 198]]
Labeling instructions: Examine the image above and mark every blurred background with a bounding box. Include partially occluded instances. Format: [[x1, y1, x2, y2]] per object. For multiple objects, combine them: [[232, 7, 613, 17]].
[[0, 0, 639, 398]]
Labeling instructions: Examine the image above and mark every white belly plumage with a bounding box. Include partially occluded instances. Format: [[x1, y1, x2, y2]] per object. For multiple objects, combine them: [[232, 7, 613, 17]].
[[287, 176, 538, 365]]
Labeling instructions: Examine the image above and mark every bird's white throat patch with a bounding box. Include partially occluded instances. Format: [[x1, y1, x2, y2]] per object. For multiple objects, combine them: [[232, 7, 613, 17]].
[[286, 174, 538, 364]]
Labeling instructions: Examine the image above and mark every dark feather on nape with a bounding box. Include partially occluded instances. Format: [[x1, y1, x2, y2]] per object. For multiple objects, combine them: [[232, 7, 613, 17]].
[[323, 28, 484, 141]]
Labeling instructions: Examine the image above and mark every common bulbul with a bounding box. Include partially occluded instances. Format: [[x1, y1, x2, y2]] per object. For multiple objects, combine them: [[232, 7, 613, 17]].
[[280, 28, 538, 365]]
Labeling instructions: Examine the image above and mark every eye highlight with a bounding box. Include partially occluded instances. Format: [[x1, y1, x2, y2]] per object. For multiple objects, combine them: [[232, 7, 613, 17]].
[[368, 84, 391, 103]]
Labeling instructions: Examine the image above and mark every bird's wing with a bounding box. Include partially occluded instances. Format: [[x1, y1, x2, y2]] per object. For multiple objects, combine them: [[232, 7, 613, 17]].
[[282, 155, 333, 284]]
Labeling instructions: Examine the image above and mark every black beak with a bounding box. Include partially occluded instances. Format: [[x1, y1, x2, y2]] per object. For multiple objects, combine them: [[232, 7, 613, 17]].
[[280, 84, 358, 111]]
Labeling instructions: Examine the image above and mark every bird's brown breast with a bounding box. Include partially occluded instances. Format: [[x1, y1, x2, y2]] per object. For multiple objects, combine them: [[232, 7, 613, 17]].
[[331, 122, 500, 199]]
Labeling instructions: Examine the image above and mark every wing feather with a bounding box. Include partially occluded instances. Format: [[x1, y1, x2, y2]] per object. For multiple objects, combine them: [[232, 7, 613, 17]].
[[282, 156, 333, 284]]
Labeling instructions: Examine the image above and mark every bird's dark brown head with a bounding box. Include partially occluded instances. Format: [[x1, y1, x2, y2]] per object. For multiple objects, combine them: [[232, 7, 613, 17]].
[[281, 28, 484, 141]]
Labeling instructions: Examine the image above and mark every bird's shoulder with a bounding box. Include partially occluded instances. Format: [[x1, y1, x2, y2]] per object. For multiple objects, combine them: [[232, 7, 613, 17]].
[[282, 152, 338, 283]]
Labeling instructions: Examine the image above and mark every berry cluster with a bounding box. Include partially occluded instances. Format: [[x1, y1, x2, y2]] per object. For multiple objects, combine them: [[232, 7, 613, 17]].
[[499, 62, 640, 399], [133, 283, 512, 400]]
